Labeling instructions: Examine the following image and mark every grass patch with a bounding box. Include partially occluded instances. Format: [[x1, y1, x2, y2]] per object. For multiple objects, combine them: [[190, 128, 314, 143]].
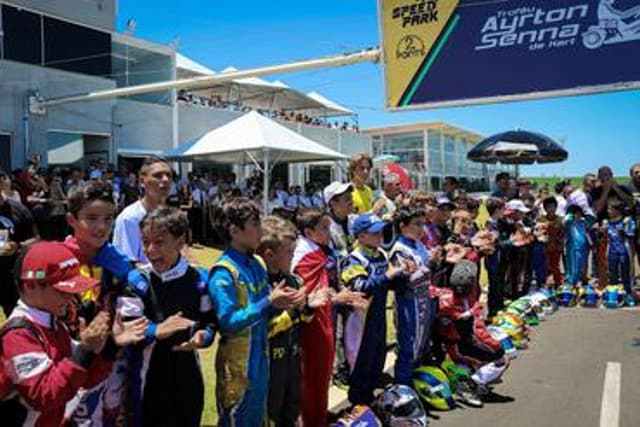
[[186, 245, 222, 426]]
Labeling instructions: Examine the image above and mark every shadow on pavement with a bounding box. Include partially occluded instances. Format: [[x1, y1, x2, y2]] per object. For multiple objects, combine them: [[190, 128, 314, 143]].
[[482, 391, 516, 404]]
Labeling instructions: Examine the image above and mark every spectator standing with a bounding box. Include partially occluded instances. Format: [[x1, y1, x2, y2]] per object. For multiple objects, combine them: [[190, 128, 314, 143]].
[[113, 156, 171, 263], [286, 186, 302, 210], [443, 176, 460, 201], [591, 166, 634, 222], [0, 170, 22, 203], [0, 173, 39, 317], [628, 163, 640, 283], [48, 169, 68, 242], [349, 154, 374, 214], [491, 172, 514, 200]]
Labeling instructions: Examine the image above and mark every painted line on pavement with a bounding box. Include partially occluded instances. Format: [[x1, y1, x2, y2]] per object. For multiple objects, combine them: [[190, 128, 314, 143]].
[[600, 361, 621, 427]]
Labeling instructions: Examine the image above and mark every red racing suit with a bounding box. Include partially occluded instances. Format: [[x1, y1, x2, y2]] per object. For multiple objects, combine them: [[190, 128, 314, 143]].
[[0, 301, 112, 427], [435, 289, 503, 371], [292, 237, 335, 427]]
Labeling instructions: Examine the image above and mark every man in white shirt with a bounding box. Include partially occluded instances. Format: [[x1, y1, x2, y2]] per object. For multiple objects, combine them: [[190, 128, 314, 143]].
[[286, 186, 302, 209], [113, 156, 172, 262]]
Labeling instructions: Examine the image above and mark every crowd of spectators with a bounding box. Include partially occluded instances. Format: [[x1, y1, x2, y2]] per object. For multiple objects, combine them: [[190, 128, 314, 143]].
[[177, 90, 360, 132]]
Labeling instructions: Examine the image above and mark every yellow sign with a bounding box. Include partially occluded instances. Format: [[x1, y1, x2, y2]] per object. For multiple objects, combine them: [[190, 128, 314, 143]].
[[379, 0, 459, 109]]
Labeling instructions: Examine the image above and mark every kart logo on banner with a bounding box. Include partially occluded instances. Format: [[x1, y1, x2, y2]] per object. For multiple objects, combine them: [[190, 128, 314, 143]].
[[379, 0, 640, 110]]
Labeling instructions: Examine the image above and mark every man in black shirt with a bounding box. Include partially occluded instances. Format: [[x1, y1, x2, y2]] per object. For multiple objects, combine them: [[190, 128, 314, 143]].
[[590, 166, 634, 222], [0, 170, 39, 316]]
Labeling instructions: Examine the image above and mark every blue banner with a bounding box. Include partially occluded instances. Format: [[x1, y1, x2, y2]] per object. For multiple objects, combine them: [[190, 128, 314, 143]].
[[391, 0, 640, 109]]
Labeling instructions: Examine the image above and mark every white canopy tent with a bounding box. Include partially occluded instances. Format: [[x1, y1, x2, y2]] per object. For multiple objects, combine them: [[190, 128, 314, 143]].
[[188, 67, 326, 112], [176, 53, 215, 78], [304, 91, 354, 117], [165, 110, 348, 210]]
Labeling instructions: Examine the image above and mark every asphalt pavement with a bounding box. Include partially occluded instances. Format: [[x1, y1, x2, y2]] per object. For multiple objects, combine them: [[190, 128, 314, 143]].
[[329, 306, 640, 427], [432, 307, 640, 427]]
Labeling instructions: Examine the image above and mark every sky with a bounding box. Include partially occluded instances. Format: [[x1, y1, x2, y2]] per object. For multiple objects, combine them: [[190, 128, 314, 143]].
[[115, 0, 640, 178]]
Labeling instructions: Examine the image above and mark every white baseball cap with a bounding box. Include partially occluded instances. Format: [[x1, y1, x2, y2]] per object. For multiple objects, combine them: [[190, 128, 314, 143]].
[[505, 199, 530, 213], [323, 182, 353, 204]]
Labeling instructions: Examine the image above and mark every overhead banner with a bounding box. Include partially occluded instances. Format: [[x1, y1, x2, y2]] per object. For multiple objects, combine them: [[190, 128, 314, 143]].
[[379, 0, 640, 110]]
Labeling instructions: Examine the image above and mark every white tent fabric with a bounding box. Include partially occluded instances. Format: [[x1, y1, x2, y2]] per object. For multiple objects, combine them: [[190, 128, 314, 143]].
[[177, 111, 347, 163], [167, 111, 347, 210], [189, 67, 326, 112], [304, 91, 353, 117], [176, 53, 215, 77]]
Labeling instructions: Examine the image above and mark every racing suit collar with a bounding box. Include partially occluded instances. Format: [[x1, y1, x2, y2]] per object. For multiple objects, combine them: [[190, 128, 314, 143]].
[[354, 243, 381, 258], [151, 256, 189, 282], [226, 246, 255, 266], [397, 235, 417, 248], [11, 299, 55, 329]]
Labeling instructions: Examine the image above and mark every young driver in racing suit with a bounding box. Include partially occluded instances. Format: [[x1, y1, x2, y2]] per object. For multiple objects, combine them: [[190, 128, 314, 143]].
[[134, 207, 217, 427], [388, 207, 438, 386], [437, 260, 509, 401], [0, 242, 115, 427]]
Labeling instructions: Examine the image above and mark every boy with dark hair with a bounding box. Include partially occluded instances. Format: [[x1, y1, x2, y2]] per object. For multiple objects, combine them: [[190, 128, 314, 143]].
[[292, 208, 365, 427], [0, 242, 116, 427], [258, 216, 328, 427], [603, 199, 636, 305], [209, 198, 299, 427], [137, 207, 217, 426], [64, 181, 151, 426]]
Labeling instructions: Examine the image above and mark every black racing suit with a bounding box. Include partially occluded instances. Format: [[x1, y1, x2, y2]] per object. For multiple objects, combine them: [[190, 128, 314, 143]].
[[267, 272, 313, 427], [137, 259, 216, 427]]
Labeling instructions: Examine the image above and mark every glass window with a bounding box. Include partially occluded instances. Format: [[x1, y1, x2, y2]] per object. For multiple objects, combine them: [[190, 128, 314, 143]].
[[427, 131, 442, 175], [112, 41, 172, 104], [2, 5, 42, 65], [386, 133, 422, 151], [443, 134, 456, 175], [44, 16, 111, 77]]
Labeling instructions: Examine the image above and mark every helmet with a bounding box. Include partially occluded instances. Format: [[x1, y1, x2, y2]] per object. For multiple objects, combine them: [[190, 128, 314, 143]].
[[335, 405, 383, 426], [440, 358, 472, 391], [601, 284, 625, 309], [506, 299, 540, 326], [493, 313, 529, 349], [373, 384, 429, 427], [413, 365, 456, 410], [528, 291, 554, 316], [520, 296, 546, 321], [556, 284, 577, 307], [578, 284, 600, 307], [486, 325, 518, 359]]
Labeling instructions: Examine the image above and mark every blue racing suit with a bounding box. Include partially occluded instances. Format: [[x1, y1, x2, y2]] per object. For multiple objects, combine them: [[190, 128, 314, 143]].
[[389, 236, 437, 385], [340, 245, 389, 405], [208, 247, 271, 427], [564, 214, 592, 286], [604, 217, 636, 293]]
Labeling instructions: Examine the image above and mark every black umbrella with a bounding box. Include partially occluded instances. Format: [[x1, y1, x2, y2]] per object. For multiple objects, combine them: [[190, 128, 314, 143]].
[[467, 130, 568, 165]]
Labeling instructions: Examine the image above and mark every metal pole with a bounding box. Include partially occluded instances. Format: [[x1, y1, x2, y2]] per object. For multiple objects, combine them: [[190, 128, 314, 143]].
[[35, 49, 381, 109], [263, 149, 270, 213]]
